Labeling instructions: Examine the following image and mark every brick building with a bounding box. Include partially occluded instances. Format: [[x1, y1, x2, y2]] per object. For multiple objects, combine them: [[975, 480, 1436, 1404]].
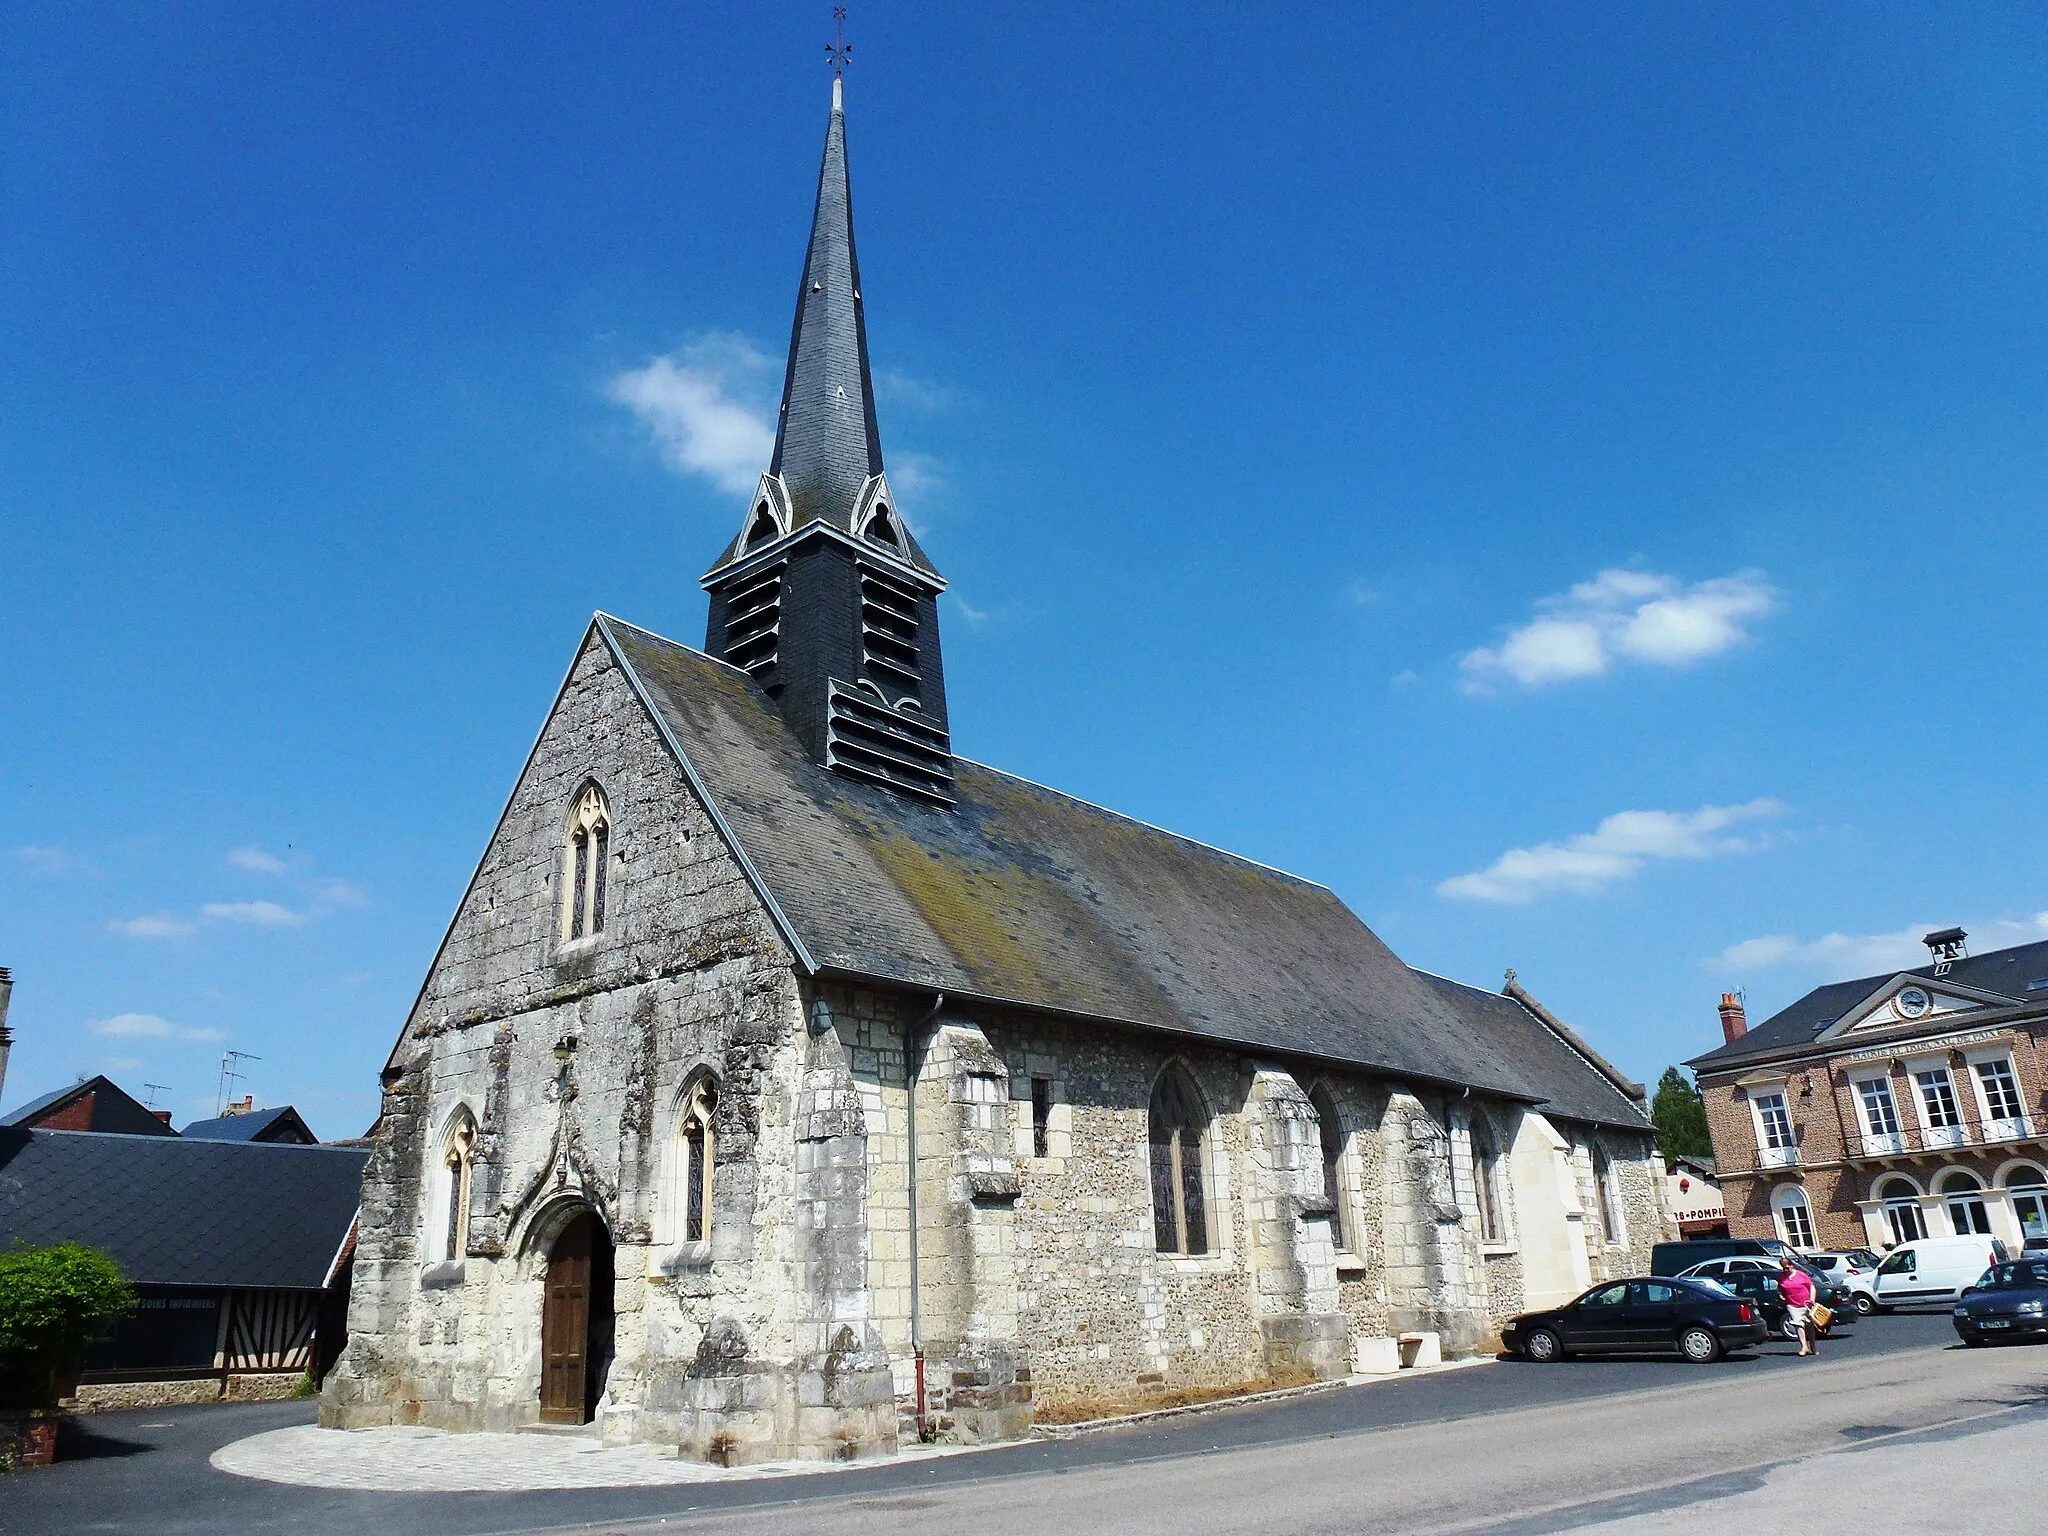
[[321, 72, 1663, 1463], [1688, 929, 2048, 1255]]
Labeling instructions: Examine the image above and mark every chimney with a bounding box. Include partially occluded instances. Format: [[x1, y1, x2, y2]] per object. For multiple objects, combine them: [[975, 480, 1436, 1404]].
[[223, 1094, 254, 1117], [0, 966, 13, 1107], [1718, 991, 1748, 1044], [152, 1109, 173, 1124]]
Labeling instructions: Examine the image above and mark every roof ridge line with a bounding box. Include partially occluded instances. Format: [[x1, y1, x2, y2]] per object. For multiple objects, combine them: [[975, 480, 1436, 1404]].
[[950, 753, 1330, 891]]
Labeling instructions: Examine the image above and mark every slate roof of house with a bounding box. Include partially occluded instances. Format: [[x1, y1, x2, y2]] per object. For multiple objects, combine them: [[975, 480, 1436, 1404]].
[[180, 1105, 318, 1144], [600, 616, 1652, 1128], [1686, 936, 2048, 1072], [0, 1128, 368, 1290], [2, 1076, 177, 1137]]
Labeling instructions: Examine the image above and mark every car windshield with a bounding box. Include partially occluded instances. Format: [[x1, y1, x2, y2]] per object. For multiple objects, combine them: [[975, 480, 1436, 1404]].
[[1974, 1262, 2048, 1291], [1878, 1250, 1915, 1274]]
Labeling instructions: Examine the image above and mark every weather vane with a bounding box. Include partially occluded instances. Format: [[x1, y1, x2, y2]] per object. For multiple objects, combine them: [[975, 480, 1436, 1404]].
[[827, 6, 851, 76]]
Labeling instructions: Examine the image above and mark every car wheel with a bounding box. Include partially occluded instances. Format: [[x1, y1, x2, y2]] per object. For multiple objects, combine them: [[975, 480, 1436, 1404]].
[[1523, 1327, 1563, 1363], [1852, 1293, 1875, 1316], [1679, 1326, 1722, 1364], [1779, 1314, 1803, 1340]]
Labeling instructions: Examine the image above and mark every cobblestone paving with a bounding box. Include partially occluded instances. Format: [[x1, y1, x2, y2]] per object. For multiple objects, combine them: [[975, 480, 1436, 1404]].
[[210, 1424, 995, 1491]]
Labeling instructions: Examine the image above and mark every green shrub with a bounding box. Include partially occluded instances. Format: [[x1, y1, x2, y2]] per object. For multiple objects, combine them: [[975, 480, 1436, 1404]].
[[0, 1244, 135, 1408]]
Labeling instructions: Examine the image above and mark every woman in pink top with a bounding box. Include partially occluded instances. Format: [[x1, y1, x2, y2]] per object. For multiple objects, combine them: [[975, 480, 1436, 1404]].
[[1779, 1257, 1817, 1356]]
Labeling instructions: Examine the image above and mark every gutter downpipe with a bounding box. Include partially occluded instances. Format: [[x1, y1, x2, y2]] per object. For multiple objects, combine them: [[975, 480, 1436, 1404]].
[[907, 991, 944, 1438]]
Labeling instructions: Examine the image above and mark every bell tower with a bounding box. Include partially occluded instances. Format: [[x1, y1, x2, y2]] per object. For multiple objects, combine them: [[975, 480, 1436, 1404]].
[[700, 75, 954, 806]]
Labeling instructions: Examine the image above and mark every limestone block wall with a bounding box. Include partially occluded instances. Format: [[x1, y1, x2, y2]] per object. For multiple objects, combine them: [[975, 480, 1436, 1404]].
[[322, 629, 882, 1459]]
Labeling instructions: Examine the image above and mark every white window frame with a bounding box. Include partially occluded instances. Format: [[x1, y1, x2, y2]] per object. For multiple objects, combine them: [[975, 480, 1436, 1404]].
[[1748, 1089, 1798, 1168], [1965, 1050, 2030, 1143], [1852, 1072, 1905, 1154], [1938, 1168, 1992, 1236], [1999, 1161, 2048, 1245], [1874, 1173, 1928, 1245], [1771, 1184, 1816, 1250], [1907, 1060, 1967, 1148]]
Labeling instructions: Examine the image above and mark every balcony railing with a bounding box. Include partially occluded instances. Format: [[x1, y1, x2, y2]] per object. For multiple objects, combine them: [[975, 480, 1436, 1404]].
[[1861, 1131, 1909, 1156], [1984, 1115, 2033, 1144], [1757, 1144, 1801, 1170], [1924, 1124, 1969, 1150]]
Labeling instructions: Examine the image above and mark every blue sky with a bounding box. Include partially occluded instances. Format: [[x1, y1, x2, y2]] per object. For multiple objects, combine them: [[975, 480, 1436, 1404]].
[[4, 4, 2046, 1134]]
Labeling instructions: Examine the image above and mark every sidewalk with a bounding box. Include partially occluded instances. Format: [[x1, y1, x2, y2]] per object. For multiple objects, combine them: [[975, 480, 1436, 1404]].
[[212, 1360, 1488, 1492]]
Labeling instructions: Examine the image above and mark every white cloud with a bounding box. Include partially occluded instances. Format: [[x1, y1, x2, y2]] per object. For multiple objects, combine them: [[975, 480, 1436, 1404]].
[[109, 913, 199, 939], [19, 845, 85, 876], [89, 1012, 225, 1043], [1715, 912, 2048, 977], [227, 845, 288, 874], [1438, 798, 1785, 904], [307, 876, 369, 909], [946, 593, 990, 627], [201, 899, 309, 927], [887, 450, 946, 505], [1460, 568, 1778, 693], [874, 368, 957, 412], [611, 333, 776, 494]]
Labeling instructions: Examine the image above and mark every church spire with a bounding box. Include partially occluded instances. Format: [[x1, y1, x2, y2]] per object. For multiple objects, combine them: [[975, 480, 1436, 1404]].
[[768, 72, 883, 529], [700, 66, 956, 807]]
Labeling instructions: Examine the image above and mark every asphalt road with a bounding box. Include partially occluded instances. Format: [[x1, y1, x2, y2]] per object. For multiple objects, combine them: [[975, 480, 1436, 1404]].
[[5, 1309, 2036, 1536]]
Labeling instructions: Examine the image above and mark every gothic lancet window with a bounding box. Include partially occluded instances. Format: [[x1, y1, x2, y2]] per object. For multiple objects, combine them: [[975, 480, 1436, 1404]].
[[1594, 1145, 1626, 1245], [1150, 1065, 1210, 1256], [439, 1111, 477, 1262], [672, 1076, 717, 1245], [1472, 1121, 1504, 1243], [561, 783, 611, 944], [1311, 1086, 1349, 1254]]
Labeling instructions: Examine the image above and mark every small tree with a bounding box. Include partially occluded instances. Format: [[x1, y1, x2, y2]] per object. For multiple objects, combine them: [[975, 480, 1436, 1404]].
[[1650, 1067, 1713, 1165], [0, 1244, 135, 1409]]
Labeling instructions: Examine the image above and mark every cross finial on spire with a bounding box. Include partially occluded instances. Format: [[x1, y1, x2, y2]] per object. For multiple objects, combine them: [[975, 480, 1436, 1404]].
[[827, 7, 851, 77]]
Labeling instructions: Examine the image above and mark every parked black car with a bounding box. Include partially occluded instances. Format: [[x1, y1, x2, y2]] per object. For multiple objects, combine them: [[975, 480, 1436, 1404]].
[[1953, 1259, 2048, 1346], [1650, 1240, 1852, 1310], [1501, 1277, 1769, 1364]]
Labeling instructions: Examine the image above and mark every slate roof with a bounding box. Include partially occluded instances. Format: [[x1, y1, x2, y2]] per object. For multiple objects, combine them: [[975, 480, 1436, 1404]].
[[1686, 936, 2048, 1072], [600, 616, 1651, 1128], [2, 1076, 177, 1137], [1410, 971, 1649, 1129], [180, 1105, 318, 1144], [0, 1128, 368, 1290]]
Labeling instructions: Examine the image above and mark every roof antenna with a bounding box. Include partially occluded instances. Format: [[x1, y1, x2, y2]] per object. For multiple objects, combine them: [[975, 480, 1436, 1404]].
[[215, 1049, 261, 1116], [142, 1082, 170, 1109], [827, 6, 851, 108]]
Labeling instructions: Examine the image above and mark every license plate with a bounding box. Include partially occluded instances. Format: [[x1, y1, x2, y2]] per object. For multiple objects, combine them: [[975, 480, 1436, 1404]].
[[1981, 1320, 2011, 1329]]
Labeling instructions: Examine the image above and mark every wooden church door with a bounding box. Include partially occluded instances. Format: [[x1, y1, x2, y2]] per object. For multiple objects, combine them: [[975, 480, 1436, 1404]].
[[540, 1214, 594, 1423]]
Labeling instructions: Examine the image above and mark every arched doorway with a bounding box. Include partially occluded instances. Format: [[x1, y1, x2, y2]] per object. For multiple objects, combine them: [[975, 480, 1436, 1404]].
[[540, 1210, 615, 1425]]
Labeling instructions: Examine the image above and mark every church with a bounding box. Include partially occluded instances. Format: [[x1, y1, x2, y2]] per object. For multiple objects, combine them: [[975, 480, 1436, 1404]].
[[321, 75, 1663, 1461]]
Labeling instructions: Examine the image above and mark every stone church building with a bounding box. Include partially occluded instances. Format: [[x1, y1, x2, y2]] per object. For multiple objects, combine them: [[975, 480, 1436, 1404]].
[[322, 78, 1663, 1460]]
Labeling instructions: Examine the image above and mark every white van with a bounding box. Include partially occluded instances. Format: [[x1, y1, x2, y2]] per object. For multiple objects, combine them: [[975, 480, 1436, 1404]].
[[1872, 1235, 2009, 1309]]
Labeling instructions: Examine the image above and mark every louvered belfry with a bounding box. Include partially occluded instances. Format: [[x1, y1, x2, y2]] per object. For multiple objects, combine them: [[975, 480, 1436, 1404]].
[[701, 77, 954, 806]]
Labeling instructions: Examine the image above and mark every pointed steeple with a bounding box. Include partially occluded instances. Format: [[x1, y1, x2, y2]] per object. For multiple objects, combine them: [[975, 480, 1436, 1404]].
[[771, 75, 883, 529], [700, 74, 956, 806]]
